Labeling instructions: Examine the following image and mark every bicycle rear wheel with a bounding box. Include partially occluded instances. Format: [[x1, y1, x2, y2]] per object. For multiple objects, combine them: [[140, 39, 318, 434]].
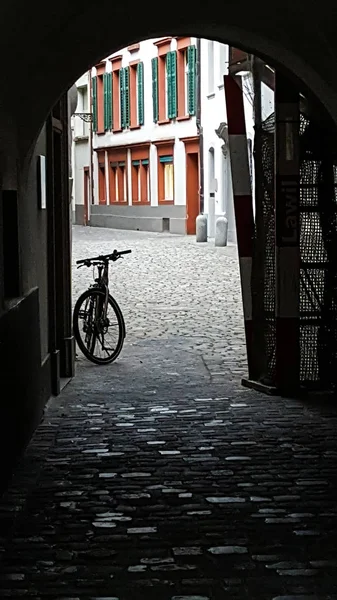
[[73, 288, 125, 365]]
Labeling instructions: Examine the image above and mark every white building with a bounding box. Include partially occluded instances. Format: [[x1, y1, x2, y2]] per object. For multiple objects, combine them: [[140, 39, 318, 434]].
[[200, 40, 274, 241], [71, 72, 90, 225], [71, 37, 274, 239]]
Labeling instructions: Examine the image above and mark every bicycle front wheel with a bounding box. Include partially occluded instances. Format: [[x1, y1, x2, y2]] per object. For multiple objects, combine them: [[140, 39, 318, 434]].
[[73, 288, 126, 365]]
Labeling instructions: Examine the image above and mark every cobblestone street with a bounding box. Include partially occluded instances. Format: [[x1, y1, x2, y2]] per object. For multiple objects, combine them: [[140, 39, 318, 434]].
[[1, 226, 337, 599], [71, 225, 247, 380]]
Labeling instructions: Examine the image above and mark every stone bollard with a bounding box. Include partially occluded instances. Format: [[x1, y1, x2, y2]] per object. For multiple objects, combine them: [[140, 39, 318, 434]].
[[215, 214, 228, 247], [196, 214, 208, 242], [195, 214, 207, 242]]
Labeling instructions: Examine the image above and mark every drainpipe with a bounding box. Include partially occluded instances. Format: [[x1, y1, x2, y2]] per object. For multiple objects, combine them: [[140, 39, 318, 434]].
[[196, 37, 204, 213], [88, 69, 94, 217]]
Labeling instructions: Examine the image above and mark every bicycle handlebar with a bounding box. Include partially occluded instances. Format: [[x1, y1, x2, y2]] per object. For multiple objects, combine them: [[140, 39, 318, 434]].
[[76, 249, 131, 267]]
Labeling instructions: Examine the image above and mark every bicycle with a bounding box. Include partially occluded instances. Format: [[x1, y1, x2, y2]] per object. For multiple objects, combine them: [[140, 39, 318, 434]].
[[73, 248, 131, 365]]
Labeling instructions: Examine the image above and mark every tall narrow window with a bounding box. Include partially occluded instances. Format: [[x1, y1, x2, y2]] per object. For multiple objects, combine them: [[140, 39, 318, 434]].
[[177, 38, 196, 118], [208, 40, 215, 94], [131, 150, 150, 204], [92, 76, 98, 132], [98, 158, 106, 205], [153, 38, 172, 123], [108, 151, 128, 203], [218, 43, 227, 85], [97, 73, 105, 133], [163, 160, 174, 200], [109, 56, 123, 132], [156, 144, 175, 204], [129, 61, 144, 127]]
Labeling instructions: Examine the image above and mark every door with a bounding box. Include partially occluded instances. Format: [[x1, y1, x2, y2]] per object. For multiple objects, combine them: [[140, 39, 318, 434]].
[[84, 167, 90, 225], [186, 152, 199, 234], [46, 95, 75, 396]]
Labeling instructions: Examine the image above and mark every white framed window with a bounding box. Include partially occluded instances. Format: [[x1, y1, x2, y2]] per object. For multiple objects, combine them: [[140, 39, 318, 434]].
[[164, 163, 174, 201], [208, 40, 215, 94]]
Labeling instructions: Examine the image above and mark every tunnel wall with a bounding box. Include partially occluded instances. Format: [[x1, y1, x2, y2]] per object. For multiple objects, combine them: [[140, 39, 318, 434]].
[[0, 128, 51, 493]]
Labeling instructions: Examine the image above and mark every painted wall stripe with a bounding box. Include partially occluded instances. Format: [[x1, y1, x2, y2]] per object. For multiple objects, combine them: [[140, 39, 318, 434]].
[[224, 74, 255, 378], [228, 135, 251, 196], [239, 257, 253, 321]]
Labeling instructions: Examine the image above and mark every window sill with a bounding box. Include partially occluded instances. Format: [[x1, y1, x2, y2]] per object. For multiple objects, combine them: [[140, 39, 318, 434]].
[[74, 135, 89, 142], [132, 201, 150, 205], [158, 118, 170, 125], [96, 130, 106, 135], [130, 124, 141, 130], [207, 92, 216, 99], [218, 83, 224, 90], [158, 199, 174, 205], [113, 128, 123, 134], [176, 115, 191, 122]]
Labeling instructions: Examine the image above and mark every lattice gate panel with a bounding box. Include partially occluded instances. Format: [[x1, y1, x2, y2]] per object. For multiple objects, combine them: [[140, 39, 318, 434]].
[[257, 112, 337, 391]]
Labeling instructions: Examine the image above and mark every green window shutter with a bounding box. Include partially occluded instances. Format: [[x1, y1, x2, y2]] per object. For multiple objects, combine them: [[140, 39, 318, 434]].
[[92, 76, 97, 132], [166, 52, 172, 118], [120, 68, 125, 129], [108, 72, 113, 130], [170, 51, 177, 118], [103, 73, 108, 131], [151, 57, 158, 123], [166, 51, 177, 119], [137, 62, 144, 126], [187, 45, 197, 116], [124, 66, 130, 128]]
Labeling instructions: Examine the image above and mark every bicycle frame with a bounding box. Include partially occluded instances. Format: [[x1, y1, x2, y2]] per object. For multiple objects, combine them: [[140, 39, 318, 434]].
[[94, 261, 110, 319]]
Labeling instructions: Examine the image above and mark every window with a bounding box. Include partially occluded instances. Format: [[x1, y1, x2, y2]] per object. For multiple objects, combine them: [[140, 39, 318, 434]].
[[92, 62, 107, 133], [131, 146, 150, 204], [218, 43, 228, 85], [156, 143, 175, 203], [109, 55, 123, 132], [75, 85, 89, 137], [98, 155, 106, 205], [129, 61, 144, 128], [163, 160, 174, 201], [184, 53, 189, 115], [177, 38, 196, 118], [108, 150, 128, 203], [132, 159, 150, 203], [208, 40, 215, 94], [152, 38, 173, 123]]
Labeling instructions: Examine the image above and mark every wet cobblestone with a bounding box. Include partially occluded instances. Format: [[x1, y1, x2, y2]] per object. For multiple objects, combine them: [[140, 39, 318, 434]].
[[0, 227, 337, 599]]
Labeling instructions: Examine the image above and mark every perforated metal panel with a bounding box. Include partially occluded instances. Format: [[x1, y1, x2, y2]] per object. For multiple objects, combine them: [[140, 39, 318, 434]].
[[256, 112, 337, 391]]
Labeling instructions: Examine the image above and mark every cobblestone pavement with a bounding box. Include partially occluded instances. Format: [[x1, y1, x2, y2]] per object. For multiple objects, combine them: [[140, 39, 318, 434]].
[[1, 226, 337, 599], [71, 225, 247, 380]]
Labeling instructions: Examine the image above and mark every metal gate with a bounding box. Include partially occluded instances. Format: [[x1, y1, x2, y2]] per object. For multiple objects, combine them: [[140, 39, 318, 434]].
[[257, 112, 337, 391]]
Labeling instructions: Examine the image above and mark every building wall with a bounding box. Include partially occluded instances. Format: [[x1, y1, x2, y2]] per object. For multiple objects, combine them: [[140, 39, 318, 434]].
[[73, 37, 199, 235], [72, 38, 275, 240], [0, 126, 52, 491], [200, 40, 274, 241], [72, 73, 90, 224]]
